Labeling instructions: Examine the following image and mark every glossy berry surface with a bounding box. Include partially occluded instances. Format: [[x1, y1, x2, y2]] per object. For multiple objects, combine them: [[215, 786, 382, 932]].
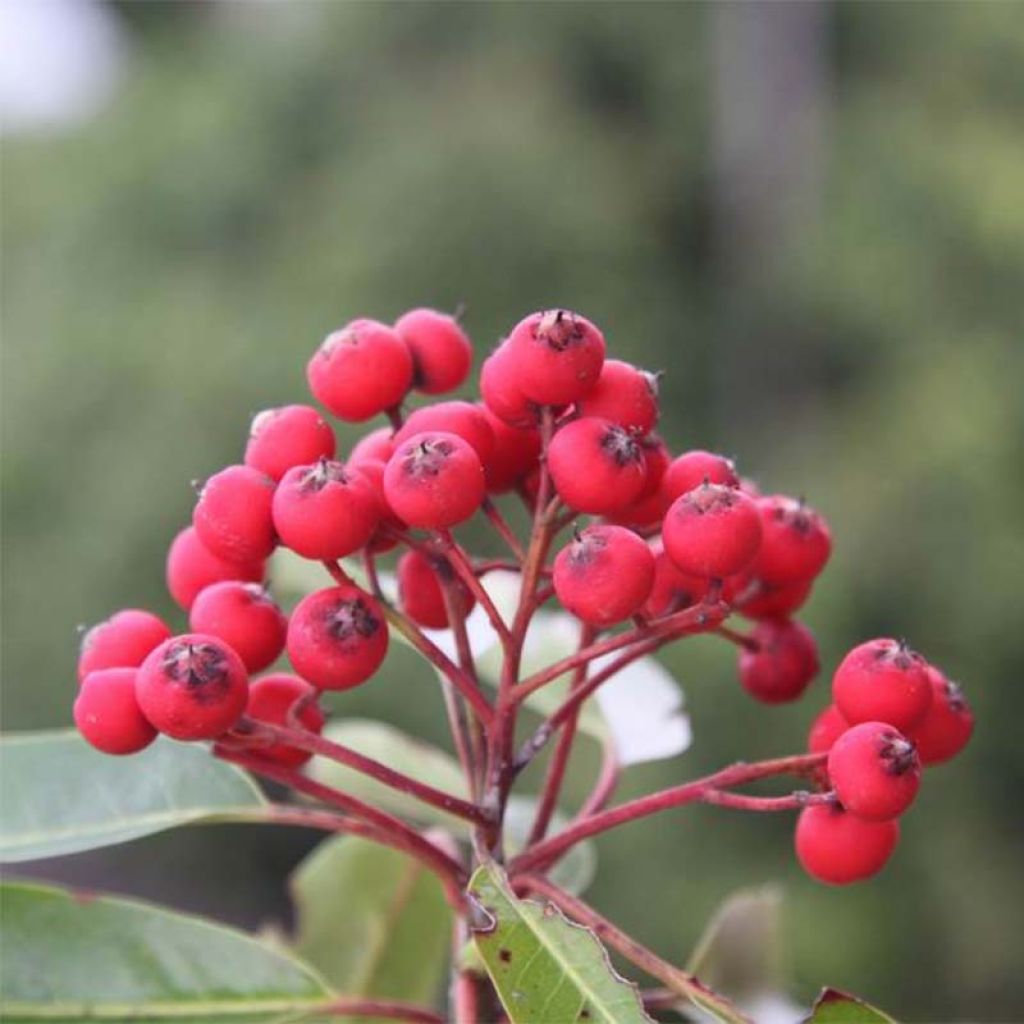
[[245, 674, 326, 766], [808, 704, 849, 754], [393, 401, 495, 463], [576, 359, 659, 435], [660, 450, 739, 504], [738, 618, 820, 704], [394, 308, 473, 395], [397, 550, 475, 630], [244, 404, 335, 482], [795, 803, 900, 884], [136, 634, 249, 740], [547, 418, 646, 514], [188, 581, 287, 673], [827, 721, 921, 821], [78, 609, 172, 683], [75, 668, 157, 755], [553, 525, 656, 627], [910, 666, 974, 765], [286, 585, 389, 690], [750, 495, 832, 585], [833, 638, 932, 732], [166, 526, 265, 611], [193, 464, 276, 564]]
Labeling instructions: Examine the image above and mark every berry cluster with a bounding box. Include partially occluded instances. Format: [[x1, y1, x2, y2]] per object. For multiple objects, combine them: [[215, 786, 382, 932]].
[[73, 305, 972, 892]]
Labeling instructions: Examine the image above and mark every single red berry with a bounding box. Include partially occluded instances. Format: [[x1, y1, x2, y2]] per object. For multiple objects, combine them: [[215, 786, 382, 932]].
[[808, 704, 849, 754], [505, 309, 606, 406], [348, 458, 402, 553], [827, 721, 921, 821], [795, 803, 900, 885], [394, 307, 473, 395], [272, 458, 380, 559], [660, 450, 739, 504], [244, 674, 326, 767], [479, 343, 540, 428], [286, 585, 389, 691], [738, 618, 820, 704], [749, 495, 832, 585], [662, 482, 762, 579], [909, 665, 974, 765], [74, 668, 157, 755], [547, 418, 647, 514], [136, 634, 249, 740], [383, 431, 485, 529], [393, 401, 495, 464], [307, 318, 413, 422], [479, 406, 541, 493], [244, 404, 335, 482], [633, 435, 671, 501], [576, 360, 659, 435], [553, 525, 656, 627], [833, 638, 932, 732], [607, 486, 670, 531], [77, 609, 171, 683], [193, 464, 276, 564], [397, 550, 475, 630], [737, 576, 814, 620], [166, 526, 265, 611], [188, 581, 287, 673], [349, 427, 395, 466], [643, 544, 710, 617]]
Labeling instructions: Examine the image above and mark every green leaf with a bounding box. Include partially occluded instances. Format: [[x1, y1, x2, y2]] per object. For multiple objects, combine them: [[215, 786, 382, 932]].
[[803, 988, 897, 1023], [0, 731, 265, 863], [468, 862, 651, 1024], [0, 880, 329, 1021], [291, 834, 450, 1009]]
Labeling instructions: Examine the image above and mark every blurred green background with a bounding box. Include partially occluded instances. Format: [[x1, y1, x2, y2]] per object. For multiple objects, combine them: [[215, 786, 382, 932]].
[[3, 2, 1023, 1020]]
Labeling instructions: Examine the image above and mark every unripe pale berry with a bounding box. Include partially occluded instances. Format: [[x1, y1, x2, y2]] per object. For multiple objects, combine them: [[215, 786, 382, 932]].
[[245, 674, 326, 767], [272, 458, 380, 560], [660, 450, 739, 504], [553, 525, 656, 627], [397, 550, 474, 630], [662, 482, 762, 579], [737, 576, 814, 620], [547, 418, 646, 514], [393, 401, 495, 464], [136, 634, 249, 740], [827, 721, 921, 821], [505, 309, 606, 406], [576, 360, 659, 435], [808, 704, 849, 755], [166, 526, 265, 611], [307, 319, 413, 422], [77, 609, 172, 683], [394, 308, 472, 395], [383, 431, 485, 529], [910, 666, 974, 765], [74, 668, 157, 755], [193, 464, 276, 564], [244, 404, 335, 482], [749, 495, 832, 585], [286, 585, 388, 691], [795, 803, 899, 885], [479, 344, 539, 428], [738, 618, 820, 704], [643, 545, 710, 617], [833, 638, 932, 733], [188, 581, 287, 673], [349, 427, 395, 467], [479, 406, 541, 493]]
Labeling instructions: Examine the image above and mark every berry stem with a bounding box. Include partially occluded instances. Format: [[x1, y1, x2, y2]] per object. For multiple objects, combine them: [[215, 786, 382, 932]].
[[574, 737, 621, 820], [436, 530, 513, 647], [481, 496, 525, 561], [714, 624, 759, 652]]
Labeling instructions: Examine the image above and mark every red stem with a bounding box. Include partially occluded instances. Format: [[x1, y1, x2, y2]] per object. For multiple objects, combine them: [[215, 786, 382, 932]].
[[715, 624, 758, 652], [575, 738, 620, 820], [481, 496, 525, 561], [437, 529, 512, 647]]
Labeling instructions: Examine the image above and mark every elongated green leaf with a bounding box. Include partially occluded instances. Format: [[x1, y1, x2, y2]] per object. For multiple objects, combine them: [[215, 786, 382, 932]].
[[468, 863, 651, 1024], [803, 988, 896, 1023], [291, 835, 449, 1008], [0, 731, 265, 863], [0, 881, 329, 1021]]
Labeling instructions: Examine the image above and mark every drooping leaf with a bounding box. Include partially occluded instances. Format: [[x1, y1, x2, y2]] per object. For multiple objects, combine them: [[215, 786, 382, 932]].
[[0, 880, 329, 1021], [468, 862, 651, 1024], [290, 834, 449, 1009], [0, 731, 265, 863], [803, 988, 897, 1023]]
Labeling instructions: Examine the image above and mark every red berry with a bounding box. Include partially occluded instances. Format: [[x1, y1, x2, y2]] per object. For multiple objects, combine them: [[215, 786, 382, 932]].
[[74, 668, 157, 755], [749, 495, 832, 585], [795, 803, 900, 885], [286, 585, 389, 691], [349, 427, 395, 466], [662, 482, 762, 579], [660, 450, 739, 504], [272, 458, 380, 559], [553, 525, 656, 627], [833, 638, 932, 733], [349, 458, 402, 553], [193, 464, 276, 564], [397, 550, 475, 629], [576, 360, 659, 435], [547, 418, 646, 514], [394, 308, 473, 395], [188, 582, 287, 673], [634, 435, 671, 500], [910, 666, 974, 765], [737, 576, 814, 620], [738, 618, 820, 704], [78, 609, 171, 683], [505, 309, 606, 405], [244, 674, 326, 767], [244, 404, 335, 482], [307, 319, 413, 422], [643, 545, 710, 617], [393, 401, 495, 463], [136, 634, 249, 740], [479, 406, 541, 493], [166, 526, 265, 611], [383, 431, 485, 529], [479, 344, 539, 428], [827, 721, 921, 821], [808, 704, 849, 754]]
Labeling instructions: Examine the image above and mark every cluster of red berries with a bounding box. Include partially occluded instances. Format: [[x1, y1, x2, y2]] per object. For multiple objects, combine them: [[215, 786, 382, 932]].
[[72, 305, 972, 887]]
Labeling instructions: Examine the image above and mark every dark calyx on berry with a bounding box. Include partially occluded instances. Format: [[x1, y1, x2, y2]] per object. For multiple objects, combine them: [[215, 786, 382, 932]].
[[299, 458, 351, 492], [879, 731, 918, 776], [535, 309, 585, 350], [599, 426, 642, 467], [403, 438, 457, 478], [322, 597, 381, 642], [161, 641, 232, 702]]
